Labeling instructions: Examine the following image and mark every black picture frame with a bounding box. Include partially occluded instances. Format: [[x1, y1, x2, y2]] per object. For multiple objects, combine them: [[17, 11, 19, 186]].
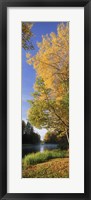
[[0, 0, 91, 199]]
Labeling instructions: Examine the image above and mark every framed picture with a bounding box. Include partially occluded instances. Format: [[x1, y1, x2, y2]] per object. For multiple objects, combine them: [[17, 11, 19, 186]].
[[0, 0, 91, 199]]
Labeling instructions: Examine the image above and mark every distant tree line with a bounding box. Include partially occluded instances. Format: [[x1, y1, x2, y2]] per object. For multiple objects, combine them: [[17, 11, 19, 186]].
[[44, 131, 69, 150], [22, 120, 40, 144], [22, 120, 68, 150]]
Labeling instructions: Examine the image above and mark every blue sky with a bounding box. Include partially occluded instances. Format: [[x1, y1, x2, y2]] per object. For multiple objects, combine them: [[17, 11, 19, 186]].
[[22, 22, 60, 139]]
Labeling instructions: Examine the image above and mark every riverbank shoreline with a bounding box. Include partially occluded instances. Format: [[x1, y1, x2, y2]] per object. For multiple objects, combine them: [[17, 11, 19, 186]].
[[22, 150, 69, 178]]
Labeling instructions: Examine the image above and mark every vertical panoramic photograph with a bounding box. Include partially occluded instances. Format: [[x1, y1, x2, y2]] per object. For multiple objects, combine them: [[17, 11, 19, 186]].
[[22, 22, 69, 178]]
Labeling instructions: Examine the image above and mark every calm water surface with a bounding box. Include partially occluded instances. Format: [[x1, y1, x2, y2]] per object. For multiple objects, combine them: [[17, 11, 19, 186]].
[[22, 144, 58, 158]]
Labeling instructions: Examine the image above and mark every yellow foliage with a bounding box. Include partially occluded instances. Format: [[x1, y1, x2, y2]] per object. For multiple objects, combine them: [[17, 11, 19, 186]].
[[27, 23, 69, 101], [27, 23, 69, 132]]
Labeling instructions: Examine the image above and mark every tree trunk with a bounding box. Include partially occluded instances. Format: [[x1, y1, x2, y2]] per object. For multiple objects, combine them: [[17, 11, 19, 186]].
[[65, 130, 69, 144]]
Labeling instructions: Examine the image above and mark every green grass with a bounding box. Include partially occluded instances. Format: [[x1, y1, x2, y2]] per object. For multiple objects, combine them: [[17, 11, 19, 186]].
[[22, 149, 69, 169]]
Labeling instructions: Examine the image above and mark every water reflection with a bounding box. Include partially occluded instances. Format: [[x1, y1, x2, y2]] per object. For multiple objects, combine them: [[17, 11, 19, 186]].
[[40, 145, 44, 152], [22, 144, 58, 158]]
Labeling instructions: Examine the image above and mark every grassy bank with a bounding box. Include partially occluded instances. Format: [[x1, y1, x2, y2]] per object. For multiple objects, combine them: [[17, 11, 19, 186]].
[[22, 158, 69, 178], [22, 149, 69, 169]]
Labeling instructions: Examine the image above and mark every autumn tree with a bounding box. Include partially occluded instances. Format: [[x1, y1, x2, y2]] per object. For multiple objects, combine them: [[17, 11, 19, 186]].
[[22, 22, 34, 50], [27, 23, 69, 143], [44, 131, 69, 149]]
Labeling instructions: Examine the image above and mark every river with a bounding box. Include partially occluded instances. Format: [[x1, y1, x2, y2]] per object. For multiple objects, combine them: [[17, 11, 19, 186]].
[[22, 143, 58, 158]]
